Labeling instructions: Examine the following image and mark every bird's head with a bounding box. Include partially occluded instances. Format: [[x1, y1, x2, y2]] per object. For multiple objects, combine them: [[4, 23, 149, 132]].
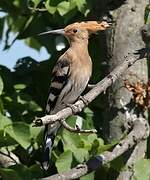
[[39, 21, 110, 43]]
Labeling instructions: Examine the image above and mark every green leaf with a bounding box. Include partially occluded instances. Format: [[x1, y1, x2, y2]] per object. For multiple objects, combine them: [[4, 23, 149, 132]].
[[56, 150, 73, 173], [0, 164, 43, 180], [61, 117, 90, 162], [31, 0, 41, 7], [0, 130, 17, 147], [98, 142, 116, 154], [29, 164, 43, 179], [75, 0, 86, 11], [0, 168, 20, 180], [74, 0, 89, 15], [14, 84, 26, 90], [0, 114, 12, 130], [57, 1, 70, 16], [110, 156, 124, 172], [11, 164, 32, 180], [80, 172, 95, 180], [25, 38, 41, 51], [133, 159, 150, 180], [0, 97, 4, 113], [45, 0, 57, 14], [5, 122, 31, 149], [74, 148, 89, 162], [0, 17, 4, 40], [30, 124, 42, 141], [144, 4, 150, 24], [0, 76, 4, 95]]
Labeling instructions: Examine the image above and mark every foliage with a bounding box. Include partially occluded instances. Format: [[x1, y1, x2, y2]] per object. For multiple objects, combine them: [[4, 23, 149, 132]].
[[0, 0, 149, 180]]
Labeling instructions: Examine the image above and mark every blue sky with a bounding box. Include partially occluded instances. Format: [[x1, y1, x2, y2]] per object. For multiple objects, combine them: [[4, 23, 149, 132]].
[[0, 39, 50, 70], [0, 12, 49, 70]]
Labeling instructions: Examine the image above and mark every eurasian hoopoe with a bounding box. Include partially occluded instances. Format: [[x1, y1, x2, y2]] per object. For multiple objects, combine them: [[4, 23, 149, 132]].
[[39, 21, 110, 170]]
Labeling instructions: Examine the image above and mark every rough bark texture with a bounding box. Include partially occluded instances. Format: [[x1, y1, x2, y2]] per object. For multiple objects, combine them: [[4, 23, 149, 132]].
[[41, 118, 149, 180], [103, 0, 148, 179], [90, 0, 149, 179], [104, 0, 148, 140]]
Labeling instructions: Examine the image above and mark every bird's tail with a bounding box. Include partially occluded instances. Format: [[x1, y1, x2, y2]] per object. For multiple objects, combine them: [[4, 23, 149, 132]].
[[42, 134, 55, 170], [42, 123, 60, 170]]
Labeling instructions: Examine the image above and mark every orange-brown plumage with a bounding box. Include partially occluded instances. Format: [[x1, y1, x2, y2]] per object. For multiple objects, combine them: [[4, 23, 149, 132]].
[[39, 21, 110, 170]]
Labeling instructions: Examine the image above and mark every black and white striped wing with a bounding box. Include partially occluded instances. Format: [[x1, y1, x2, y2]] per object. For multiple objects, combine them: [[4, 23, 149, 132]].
[[45, 58, 70, 114]]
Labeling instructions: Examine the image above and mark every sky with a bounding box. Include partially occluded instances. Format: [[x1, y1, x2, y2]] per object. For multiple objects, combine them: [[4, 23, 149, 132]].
[[0, 13, 50, 70], [0, 39, 50, 70]]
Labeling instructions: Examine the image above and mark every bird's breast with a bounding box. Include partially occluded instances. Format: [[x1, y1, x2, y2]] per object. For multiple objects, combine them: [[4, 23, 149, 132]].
[[70, 56, 92, 91]]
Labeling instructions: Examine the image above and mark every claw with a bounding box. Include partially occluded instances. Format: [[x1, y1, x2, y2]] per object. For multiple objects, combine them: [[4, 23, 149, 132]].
[[66, 103, 79, 114], [79, 96, 89, 105]]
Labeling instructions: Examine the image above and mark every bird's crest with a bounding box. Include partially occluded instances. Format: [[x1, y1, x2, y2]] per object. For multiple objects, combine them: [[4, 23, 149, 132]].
[[38, 21, 110, 36], [65, 21, 110, 33]]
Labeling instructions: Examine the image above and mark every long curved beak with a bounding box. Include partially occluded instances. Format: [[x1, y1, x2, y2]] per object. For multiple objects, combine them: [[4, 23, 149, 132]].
[[38, 29, 65, 36]]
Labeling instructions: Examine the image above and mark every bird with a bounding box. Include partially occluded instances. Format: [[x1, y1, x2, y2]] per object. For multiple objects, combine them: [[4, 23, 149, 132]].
[[39, 21, 110, 170]]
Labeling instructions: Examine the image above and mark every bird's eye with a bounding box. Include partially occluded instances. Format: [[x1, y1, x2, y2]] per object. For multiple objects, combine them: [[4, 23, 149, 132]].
[[73, 29, 78, 33]]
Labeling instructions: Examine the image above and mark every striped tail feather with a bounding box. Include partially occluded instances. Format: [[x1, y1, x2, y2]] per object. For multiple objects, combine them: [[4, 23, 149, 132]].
[[42, 132, 55, 170]]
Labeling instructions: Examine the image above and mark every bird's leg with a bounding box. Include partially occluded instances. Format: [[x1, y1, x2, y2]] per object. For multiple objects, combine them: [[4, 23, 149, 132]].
[[76, 163, 87, 169], [78, 96, 89, 106], [87, 84, 96, 89], [65, 96, 89, 114], [60, 119, 97, 133], [66, 103, 79, 114]]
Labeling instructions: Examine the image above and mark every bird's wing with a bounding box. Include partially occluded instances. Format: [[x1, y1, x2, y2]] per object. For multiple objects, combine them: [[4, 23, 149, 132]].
[[43, 57, 70, 170], [45, 57, 70, 114]]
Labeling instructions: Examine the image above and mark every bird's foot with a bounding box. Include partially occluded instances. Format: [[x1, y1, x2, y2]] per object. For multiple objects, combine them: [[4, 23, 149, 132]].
[[66, 103, 79, 114], [76, 163, 86, 169], [79, 96, 89, 106]]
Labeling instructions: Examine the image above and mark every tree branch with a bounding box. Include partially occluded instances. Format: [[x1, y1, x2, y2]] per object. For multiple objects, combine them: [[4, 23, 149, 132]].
[[60, 119, 97, 133], [28, 6, 47, 12], [41, 118, 149, 180], [0, 150, 20, 167], [33, 50, 148, 129]]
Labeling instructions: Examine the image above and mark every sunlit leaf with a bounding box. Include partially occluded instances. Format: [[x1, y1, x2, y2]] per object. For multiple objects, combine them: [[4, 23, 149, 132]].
[[133, 159, 150, 180], [0, 114, 12, 130], [14, 84, 26, 90], [56, 150, 72, 173], [80, 172, 95, 180], [61, 117, 89, 163], [57, 1, 70, 16], [45, 0, 57, 14], [74, 148, 89, 162]]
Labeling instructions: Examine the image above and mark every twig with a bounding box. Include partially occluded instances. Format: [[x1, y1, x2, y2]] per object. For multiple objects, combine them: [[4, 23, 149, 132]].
[[33, 50, 145, 128], [0, 151, 19, 166], [60, 119, 97, 133], [28, 6, 47, 12], [41, 118, 149, 180]]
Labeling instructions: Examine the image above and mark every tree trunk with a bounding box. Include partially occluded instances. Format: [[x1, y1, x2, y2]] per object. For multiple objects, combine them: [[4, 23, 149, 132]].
[[91, 0, 148, 179], [105, 0, 148, 179]]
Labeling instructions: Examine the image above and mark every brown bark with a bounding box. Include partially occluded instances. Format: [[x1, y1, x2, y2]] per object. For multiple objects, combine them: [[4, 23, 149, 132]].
[[104, 0, 148, 140], [41, 118, 149, 180], [103, 0, 149, 179]]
